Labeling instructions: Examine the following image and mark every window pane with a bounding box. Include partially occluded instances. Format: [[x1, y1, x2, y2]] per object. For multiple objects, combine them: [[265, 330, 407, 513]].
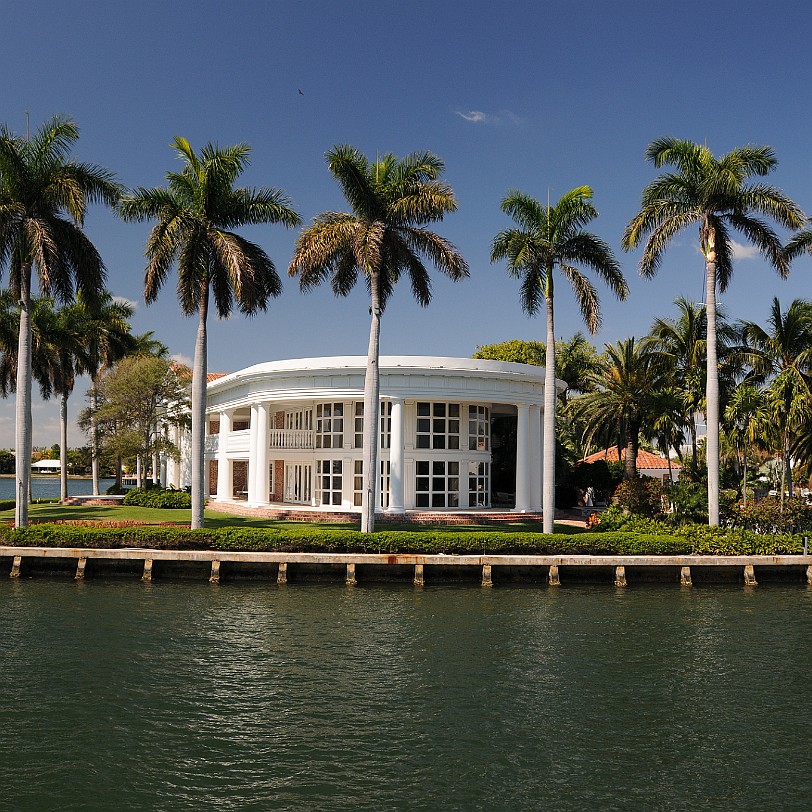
[[417, 418, 430, 433], [432, 493, 445, 507], [449, 462, 459, 475], [416, 461, 429, 475], [334, 404, 343, 416], [449, 420, 459, 434], [449, 404, 459, 417], [417, 402, 430, 416], [448, 493, 459, 507], [433, 461, 445, 475], [416, 494, 429, 507], [448, 436, 459, 450], [433, 403, 446, 417], [416, 477, 429, 491], [417, 436, 430, 449]]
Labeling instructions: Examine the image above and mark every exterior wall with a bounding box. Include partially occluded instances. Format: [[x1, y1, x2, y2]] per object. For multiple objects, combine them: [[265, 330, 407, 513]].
[[202, 356, 559, 513]]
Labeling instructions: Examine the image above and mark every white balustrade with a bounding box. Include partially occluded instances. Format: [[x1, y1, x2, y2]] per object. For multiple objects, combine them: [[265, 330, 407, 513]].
[[269, 429, 314, 449]]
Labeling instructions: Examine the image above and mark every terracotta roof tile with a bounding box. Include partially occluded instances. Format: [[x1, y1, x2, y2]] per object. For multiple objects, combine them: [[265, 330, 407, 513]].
[[207, 372, 227, 382], [580, 446, 681, 469]]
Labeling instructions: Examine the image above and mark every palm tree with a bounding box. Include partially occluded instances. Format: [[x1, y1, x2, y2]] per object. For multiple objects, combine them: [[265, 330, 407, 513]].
[[491, 187, 627, 532], [646, 386, 688, 482], [724, 383, 770, 507], [740, 297, 812, 504], [82, 292, 137, 494], [121, 137, 300, 528], [289, 146, 468, 533], [0, 115, 120, 526], [571, 337, 663, 480], [623, 137, 804, 525]]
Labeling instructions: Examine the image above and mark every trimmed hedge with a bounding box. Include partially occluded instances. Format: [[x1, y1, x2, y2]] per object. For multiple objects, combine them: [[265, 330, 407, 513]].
[[123, 488, 192, 509], [0, 523, 804, 556]]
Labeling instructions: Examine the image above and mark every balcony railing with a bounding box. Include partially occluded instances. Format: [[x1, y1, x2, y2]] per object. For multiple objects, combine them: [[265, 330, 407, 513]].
[[270, 429, 314, 449]]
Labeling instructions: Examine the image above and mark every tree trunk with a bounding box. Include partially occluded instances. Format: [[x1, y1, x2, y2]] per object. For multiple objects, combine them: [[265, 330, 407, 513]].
[[90, 377, 100, 496], [361, 269, 382, 534], [60, 392, 69, 501], [190, 284, 208, 529], [542, 290, 556, 534], [742, 441, 748, 509], [15, 265, 33, 528], [704, 225, 720, 526], [625, 434, 638, 480]]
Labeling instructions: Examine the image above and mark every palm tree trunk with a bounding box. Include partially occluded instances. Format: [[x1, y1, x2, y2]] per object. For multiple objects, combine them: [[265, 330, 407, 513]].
[[625, 435, 638, 480], [704, 227, 720, 526], [191, 285, 208, 529], [542, 291, 556, 534], [60, 392, 69, 501], [361, 268, 382, 534], [742, 442, 748, 509], [15, 265, 33, 528], [90, 377, 100, 496]]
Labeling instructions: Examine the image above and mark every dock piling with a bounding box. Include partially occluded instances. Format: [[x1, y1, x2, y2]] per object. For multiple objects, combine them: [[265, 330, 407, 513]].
[[346, 563, 357, 586], [744, 564, 757, 586], [142, 559, 153, 582], [806, 565, 811, 586], [482, 564, 493, 588], [10, 555, 21, 578], [548, 564, 560, 586], [414, 563, 424, 587], [209, 560, 221, 584], [277, 562, 288, 584], [614, 565, 627, 588], [680, 566, 692, 586], [75, 557, 87, 580]]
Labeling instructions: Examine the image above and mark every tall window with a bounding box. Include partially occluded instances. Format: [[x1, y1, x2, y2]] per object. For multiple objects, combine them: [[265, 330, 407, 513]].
[[468, 461, 490, 507], [415, 460, 459, 508], [316, 403, 344, 449], [416, 402, 460, 450], [468, 405, 490, 451], [316, 459, 343, 505], [352, 459, 390, 509], [353, 401, 392, 448], [285, 409, 313, 431]]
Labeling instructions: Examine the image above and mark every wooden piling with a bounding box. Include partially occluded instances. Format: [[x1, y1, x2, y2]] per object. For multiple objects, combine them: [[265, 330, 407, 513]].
[[10, 555, 21, 578], [142, 559, 153, 582], [548, 564, 560, 586], [277, 562, 288, 584], [75, 557, 87, 580], [209, 560, 221, 584], [680, 566, 692, 586], [346, 563, 357, 586], [614, 565, 627, 588], [806, 565, 812, 586], [744, 564, 757, 586], [414, 563, 424, 587]]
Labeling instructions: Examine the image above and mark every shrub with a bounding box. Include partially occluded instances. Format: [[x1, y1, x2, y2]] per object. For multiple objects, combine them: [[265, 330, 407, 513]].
[[123, 487, 192, 509], [612, 477, 663, 516]]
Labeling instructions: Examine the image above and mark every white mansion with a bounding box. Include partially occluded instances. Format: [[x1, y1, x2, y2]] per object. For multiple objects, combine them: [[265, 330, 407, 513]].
[[165, 356, 558, 514]]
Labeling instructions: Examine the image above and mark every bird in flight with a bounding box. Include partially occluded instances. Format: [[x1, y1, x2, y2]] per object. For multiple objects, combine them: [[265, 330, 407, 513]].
[[298, 89, 304, 96]]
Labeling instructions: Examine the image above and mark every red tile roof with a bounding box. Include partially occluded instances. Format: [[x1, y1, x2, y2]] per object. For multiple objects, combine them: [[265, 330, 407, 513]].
[[580, 446, 681, 469], [206, 372, 227, 382]]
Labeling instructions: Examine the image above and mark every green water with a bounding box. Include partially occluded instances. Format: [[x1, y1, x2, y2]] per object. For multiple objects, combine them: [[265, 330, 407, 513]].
[[1, 580, 810, 811]]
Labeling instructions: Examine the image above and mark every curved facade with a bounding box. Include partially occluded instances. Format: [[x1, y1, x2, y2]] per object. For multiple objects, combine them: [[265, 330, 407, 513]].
[[190, 356, 556, 513]]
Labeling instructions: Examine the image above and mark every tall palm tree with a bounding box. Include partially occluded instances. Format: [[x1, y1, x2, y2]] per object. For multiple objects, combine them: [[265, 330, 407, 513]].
[[0, 115, 120, 526], [121, 137, 300, 528], [289, 146, 468, 533], [623, 137, 804, 525], [491, 187, 627, 532], [571, 337, 663, 480], [740, 297, 812, 504]]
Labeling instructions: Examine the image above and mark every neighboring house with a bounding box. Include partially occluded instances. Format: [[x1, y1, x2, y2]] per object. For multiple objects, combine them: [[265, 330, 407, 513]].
[[581, 446, 682, 483], [31, 459, 61, 474], [192, 356, 562, 514]]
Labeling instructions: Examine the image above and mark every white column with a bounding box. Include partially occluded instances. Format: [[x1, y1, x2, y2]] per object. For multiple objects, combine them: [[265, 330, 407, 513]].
[[247, 404, 259, 503], [538, 407, 544, 510], [530, 405, 542, 510], [254, 403, 270, 505], [515, 404, 531, 512], [387, 398, 405, 513], [216, 410, 233, 500]]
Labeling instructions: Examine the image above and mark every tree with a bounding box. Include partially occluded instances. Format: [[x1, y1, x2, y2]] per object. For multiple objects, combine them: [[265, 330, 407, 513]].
[[740, 297, 812, 505], [570, 337, 663, 480], [120, 137, 300, 528], [289, 146, 468, 532], [474, 339, 546, 366], [491, 186, 627, 532], [0, 115, 121, 526], [623, 137, 804, 526], [724, 383, 770, 507], [82, 355, 190, 487]]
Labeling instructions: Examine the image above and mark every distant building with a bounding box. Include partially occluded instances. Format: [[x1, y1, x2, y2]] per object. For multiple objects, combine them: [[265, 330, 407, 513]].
[[581, 446, 681, 483], [31, 459, 61, 474]]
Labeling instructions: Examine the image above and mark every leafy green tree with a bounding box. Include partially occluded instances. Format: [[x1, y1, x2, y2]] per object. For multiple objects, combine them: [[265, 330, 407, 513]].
[[290, 146, 467, 532], [474, 340, 546, 366], [81, 355, 190, 488], [121, 137, 300, 528], [491, 186, 627, 532], [623, 137, 804, 525], [724, 383, 770, 507], [0, 115, 120, 525]]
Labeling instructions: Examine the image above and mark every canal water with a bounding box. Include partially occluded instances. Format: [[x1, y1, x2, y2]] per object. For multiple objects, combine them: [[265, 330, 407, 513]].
[[1, 581, 810, 811], [0, 476, 116, 501]]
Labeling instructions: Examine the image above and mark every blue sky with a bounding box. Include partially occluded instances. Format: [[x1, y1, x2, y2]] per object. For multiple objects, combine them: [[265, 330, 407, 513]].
[[3, 0, 812, 447]]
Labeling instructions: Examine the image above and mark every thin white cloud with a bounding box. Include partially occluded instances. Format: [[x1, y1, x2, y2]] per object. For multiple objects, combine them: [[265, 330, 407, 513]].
[[730, 240, 759, 260], [171, 353, 193, 368], [112, 295, 139, 310], [455, 109, 521, 126]]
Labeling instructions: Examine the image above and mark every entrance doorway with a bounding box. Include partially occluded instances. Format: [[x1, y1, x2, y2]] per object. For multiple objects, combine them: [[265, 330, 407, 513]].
[[284, 463, 312, 504]]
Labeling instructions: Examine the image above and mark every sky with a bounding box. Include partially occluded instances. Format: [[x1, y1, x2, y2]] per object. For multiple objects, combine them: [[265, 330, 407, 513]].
[[3, 0, 812, 447]]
